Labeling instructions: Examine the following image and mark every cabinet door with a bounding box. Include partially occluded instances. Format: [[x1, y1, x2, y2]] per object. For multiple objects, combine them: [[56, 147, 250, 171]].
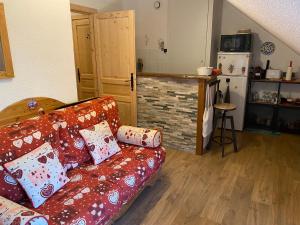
[[94, 11, 137, 126], [72, 15, 98, 100]]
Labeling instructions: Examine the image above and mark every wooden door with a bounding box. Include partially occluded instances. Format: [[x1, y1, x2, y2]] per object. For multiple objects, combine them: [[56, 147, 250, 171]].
[[94, 11, 137, 126], [72, 15, 98, 100]]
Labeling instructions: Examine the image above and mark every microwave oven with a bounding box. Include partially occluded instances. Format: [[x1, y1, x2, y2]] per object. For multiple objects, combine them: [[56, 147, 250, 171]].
[[220, 34, 252, 52]]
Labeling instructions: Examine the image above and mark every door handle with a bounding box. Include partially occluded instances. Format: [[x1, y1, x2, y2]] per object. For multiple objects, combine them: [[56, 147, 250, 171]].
[[130, 73, 134, 91], [77, 68, 81, 82]]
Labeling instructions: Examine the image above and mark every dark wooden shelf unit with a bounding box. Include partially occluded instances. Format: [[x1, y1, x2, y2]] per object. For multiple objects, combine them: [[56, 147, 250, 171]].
[[250, 78, 300, 84], [245, 79, 300, 134]]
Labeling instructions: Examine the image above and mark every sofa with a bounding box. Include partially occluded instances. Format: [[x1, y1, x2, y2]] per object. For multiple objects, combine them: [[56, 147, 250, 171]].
[[0, 96, 166, 225]]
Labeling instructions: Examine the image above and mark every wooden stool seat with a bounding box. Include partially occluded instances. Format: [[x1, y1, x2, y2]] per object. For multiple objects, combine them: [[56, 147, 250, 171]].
[[214, 103, 236, 111]]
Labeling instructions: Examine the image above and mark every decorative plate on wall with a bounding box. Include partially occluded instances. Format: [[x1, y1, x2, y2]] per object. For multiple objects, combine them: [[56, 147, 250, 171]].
[[154, 1, 161, 9], [260, 42, 275, 55]]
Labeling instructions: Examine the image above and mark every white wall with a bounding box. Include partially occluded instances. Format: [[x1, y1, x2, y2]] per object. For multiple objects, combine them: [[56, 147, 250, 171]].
[[122, 0, 218, 74], [208, 0, 223, 67], [167, 0, 209, 74], [221, 1, 300, 77], [122, 0, 168, 73], [70, 0, 122, 11], [0, 0, 78, 110], [227, 0, 300, 55]]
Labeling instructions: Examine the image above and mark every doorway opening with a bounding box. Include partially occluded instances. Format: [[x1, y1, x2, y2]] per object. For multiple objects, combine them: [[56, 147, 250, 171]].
[[70, 4, 98, 101], [70, 5, 137, 125]]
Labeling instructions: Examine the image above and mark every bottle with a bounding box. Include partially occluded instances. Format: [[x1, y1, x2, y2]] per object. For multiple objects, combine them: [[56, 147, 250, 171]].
[[286, 61, 293, 81], [261, 60, 270, 79], [224, 78, 231, 103]]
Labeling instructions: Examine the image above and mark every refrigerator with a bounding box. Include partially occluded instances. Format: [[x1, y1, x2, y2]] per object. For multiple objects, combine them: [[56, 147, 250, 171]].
[[217, 52, 252, 131]]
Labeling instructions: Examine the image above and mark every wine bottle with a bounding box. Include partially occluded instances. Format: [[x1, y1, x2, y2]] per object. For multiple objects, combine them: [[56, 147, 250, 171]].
[[224, 78, 231, 103]]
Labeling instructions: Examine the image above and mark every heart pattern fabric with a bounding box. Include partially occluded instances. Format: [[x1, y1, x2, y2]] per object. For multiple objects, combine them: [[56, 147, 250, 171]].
[[4, 142, 69, 208], [50, 97, 120, 171], [13, 139, 23, 149], [108, 190, 119, 205], [79, 121, 121, 165], [71, 218, 86, 225], [124, 175, 136, 187], [89, 97, 121, 135], [0, 114, 62, 203], [24, 143, 166, 225], [23, 136, 33, 144], [33, 131, 42, 140], [117, 126, 162, 148], [0, 196, 48, 225]]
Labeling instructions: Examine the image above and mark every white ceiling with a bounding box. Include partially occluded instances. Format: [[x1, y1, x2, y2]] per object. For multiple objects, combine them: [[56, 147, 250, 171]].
[[227, 0, 300, 55]]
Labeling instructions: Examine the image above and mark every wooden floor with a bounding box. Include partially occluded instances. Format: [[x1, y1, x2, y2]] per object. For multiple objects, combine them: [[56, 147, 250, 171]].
[[115, 132, 300, 225]]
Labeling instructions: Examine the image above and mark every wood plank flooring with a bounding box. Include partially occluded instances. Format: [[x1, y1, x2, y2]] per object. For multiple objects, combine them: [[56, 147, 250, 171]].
[[115, 132, 300, 225]]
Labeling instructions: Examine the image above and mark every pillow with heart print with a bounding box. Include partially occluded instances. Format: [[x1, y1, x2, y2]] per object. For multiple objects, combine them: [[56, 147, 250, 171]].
[[79, 121, 121, 165], [88, 97, 121, 135], [0, 114, 62, 203], [50, 102, 102, 170], [0, 196, 48, 225], [117, 126, 162, 148], [4, 142, 69, 208]]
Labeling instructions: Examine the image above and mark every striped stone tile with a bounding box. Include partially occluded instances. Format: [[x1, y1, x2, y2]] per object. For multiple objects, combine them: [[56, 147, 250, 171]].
[[137, 77, 199, 153]]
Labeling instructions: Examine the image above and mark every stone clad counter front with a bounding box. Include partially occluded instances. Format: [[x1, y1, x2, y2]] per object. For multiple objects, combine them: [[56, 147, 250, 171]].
[[137, 76, 199, 153]]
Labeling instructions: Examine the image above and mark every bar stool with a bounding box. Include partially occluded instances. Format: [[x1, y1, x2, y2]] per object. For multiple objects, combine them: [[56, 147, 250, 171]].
[[210, 103, 238, 157]]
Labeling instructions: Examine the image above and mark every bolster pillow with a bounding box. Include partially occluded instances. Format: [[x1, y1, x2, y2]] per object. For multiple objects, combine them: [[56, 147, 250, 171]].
[[117, 126, 162, 148], [0, 196, 48, 225]]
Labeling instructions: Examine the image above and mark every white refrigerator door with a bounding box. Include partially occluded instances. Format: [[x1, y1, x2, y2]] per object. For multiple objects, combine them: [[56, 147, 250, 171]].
[[218, 75, 248, 131], [217, 52, 252, 76]]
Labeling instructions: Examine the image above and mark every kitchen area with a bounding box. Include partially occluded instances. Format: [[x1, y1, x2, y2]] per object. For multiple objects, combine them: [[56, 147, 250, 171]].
[[129, 0, 300, 154]]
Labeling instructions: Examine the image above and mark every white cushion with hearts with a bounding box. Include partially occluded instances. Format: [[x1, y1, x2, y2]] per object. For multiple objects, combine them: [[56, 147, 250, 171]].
[[0, 196, 48, 225], [4, 143, 69, 208], [117, 126, 162, 148], [79, 121, 120, 165]]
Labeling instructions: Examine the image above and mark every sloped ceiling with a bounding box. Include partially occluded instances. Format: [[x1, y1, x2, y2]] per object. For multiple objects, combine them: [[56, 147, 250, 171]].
[[227, 0, 300, 55]]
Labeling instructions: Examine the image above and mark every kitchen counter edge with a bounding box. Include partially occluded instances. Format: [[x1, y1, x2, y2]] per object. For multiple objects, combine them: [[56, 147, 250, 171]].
[[137, 72, 215, 81]]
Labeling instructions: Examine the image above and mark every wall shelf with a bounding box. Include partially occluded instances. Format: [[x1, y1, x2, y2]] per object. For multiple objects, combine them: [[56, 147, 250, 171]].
[[250, 78, 300, 84], [245, 79, 300, 134], [248, 101, 277, 107]]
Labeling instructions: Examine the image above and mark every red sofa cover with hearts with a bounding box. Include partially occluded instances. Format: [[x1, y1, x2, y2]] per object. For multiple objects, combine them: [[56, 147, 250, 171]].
[[0, 114, 62, 202], [0, 96, 166, 225]]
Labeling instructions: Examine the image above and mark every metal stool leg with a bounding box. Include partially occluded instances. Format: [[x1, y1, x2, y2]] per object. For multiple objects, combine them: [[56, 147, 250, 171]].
[[220, 111, 226, 157], [229, 116, 238, 152]]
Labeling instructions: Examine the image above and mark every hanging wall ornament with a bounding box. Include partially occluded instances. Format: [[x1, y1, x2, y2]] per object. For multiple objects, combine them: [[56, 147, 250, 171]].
[[260, 42, 275, 55], [154, 1, 161, 9]]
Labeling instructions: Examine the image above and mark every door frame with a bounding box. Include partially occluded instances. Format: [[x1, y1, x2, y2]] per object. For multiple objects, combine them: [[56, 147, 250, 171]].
[[70, 4, 98, 99], [70, 3, 97, 15]]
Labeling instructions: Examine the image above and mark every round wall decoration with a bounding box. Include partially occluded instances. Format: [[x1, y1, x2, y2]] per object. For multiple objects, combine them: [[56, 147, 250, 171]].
[[154, 1, 161, 9], [260, 42, 275, 55]]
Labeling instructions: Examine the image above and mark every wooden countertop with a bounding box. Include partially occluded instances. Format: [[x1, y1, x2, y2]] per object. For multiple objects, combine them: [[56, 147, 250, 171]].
[[137, 72, 214, 81]]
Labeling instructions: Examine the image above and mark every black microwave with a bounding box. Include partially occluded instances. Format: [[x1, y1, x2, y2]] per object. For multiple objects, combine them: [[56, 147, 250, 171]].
[[220, 34, 252, 52]]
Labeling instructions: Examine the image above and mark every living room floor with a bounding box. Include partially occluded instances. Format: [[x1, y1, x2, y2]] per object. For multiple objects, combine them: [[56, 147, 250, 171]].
[[115, 132, 300, 225]]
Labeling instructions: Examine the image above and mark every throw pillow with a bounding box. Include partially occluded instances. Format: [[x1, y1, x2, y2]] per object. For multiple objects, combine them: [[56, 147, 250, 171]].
[[0, 196, 48, 225], [4, 142, 69, 208], [0, 114, 62, 203], [117, 126, 162, 148], [79, 121, 121, 165]]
